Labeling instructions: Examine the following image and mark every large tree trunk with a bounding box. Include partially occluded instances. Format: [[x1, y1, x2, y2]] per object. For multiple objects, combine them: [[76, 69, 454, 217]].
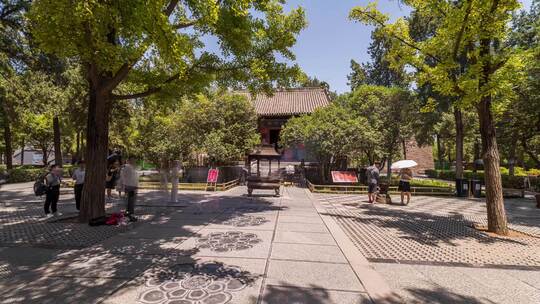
[[53, 116, 63, 167], [478, 38, 508, 235], [79, 83, 111, 222], [454, 108, 464, 179], [1, 102, 13, 170]]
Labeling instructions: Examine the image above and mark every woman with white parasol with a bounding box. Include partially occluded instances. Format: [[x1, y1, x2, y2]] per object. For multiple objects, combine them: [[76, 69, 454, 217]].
[[391, 160, 418, 205]]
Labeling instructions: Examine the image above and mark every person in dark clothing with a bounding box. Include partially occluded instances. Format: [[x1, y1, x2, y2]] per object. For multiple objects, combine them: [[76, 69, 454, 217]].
[[44, 165, 62, 217], [72, 160, 85, 210], [105, 161, 120, 201]]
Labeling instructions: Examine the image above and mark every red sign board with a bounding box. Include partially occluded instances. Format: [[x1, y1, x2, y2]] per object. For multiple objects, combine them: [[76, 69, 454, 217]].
[[331, 171, 358, 183], [207, 169, 219, 183]]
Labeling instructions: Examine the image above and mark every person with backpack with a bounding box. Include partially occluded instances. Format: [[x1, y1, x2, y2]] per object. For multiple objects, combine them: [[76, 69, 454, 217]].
[[72, 160, 85, 211], [44, 165, 62, 217]]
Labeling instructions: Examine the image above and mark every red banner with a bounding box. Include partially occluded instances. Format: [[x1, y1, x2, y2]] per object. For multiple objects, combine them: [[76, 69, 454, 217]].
[[207, 169, 219, 183], [331, 171, 358, 183]]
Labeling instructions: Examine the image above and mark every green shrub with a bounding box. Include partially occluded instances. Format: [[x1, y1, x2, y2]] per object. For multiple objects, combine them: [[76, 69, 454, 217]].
[[7, 167, 46, 183], [530, 177, 540, 192]]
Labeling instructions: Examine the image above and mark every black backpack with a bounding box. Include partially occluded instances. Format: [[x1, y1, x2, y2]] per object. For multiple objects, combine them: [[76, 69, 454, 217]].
[[34, 173, 49, 196]]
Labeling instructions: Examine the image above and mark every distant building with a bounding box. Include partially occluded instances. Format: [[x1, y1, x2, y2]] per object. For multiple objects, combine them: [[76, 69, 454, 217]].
[[238, 87, 331, 161], [238, 87, 434, 171], [13, 148, 53, 165]]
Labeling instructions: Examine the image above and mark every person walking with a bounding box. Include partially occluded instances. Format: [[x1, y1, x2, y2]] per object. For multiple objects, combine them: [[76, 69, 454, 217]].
[[398, 167, 413, 205], [44, 165, 62, 217], [366, 161, 380, 204], [120, 157, 139, 221], [72, 160, 85, 211], [105, 161, 120, 201]]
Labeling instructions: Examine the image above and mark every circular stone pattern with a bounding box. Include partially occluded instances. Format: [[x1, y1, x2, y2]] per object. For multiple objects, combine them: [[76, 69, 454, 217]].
[[138, 263, 247, 304], [220, 216, 268, 227], [197, 231, 261, 252]]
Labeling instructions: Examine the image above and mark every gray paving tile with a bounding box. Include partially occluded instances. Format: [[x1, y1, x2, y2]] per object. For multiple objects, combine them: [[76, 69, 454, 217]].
[[1, 277, 127, 304], [278, 215, 324, 224], [36, 252, 158, 279], [262, 285, 373, 304], [94, 236, 189, 256], [120, 226, 198, 239], [276, 222, 328, 233], [274, 231, 337, 245], [271, 243, 346, 263], [266, 260, 365, 292]]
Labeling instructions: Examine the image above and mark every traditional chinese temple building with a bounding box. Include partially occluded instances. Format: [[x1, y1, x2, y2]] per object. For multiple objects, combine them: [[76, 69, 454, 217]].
[[239, 87, 332, 161], [238, 87, 434, 172]]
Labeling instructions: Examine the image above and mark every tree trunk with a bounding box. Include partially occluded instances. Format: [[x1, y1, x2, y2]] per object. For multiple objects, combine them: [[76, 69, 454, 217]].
[[387, 152, 393, 183], [20, 138, 25, 165], [402, 140, 407, 159], [79, 84, 111, 222], [53, 116, 63, 167], [1, 104, 13, 170], [76, 131, 81, 162], [41, 146, 49, 166], [454, 108, 464, 179], [477, 38, 508, 235], [436, 134, 444, 169], [160, 159, 170, 195], [508, 136, 517, 176]]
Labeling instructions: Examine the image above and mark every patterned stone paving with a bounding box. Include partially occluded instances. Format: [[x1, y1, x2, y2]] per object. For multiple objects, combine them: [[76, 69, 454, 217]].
[[315, 194, 540, 268], [197, 231, 262, 252], [219, 215, 268, 227], [0, 202, 163, 249], [138, 263, 249, 304]]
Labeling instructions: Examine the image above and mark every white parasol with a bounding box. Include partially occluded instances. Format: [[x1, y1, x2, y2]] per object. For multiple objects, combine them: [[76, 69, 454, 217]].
[[391, 160, 418, 169]]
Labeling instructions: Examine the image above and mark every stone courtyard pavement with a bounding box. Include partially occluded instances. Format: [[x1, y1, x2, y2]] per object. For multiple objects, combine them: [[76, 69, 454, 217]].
[[0, 185, 380, 304], [1, 183, 539, 304], [314, 193, 540, 303]]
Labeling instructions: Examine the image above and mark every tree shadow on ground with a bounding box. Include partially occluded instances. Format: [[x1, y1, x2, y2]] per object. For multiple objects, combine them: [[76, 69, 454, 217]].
[[258, 284, 374, 304], [321, 203, 531, 247], [0, 189, 285, 303], [403, 287, 498, 304]]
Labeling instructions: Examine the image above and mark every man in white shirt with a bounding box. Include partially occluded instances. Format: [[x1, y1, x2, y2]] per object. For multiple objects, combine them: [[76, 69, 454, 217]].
[[120, 157, 139, 221], [72, 160, 85, 211]]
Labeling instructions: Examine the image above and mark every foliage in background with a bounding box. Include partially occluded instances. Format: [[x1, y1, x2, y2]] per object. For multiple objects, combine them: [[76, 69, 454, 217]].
[[280, 103, 375, 182], [132, 92, 259, 167]]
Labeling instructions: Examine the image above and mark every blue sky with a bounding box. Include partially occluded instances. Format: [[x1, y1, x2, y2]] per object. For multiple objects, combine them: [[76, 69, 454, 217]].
[[282, 0, 534, 93]]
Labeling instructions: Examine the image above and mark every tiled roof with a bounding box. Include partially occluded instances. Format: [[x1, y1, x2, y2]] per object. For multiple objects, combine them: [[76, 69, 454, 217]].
[[237, 87, 331, 117]]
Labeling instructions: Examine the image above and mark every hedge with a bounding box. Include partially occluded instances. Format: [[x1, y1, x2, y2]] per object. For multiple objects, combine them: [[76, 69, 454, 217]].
[[425, 169, 539, 191], [0, 165, 75, 184]]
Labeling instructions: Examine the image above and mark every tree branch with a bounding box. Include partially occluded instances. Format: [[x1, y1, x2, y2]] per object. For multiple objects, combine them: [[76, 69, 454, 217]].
[[111, 72, 181, 100], [452, 1, 472, 61], [163, 0, 180, 16], [174, 20, 197, 29], [103, 63, 132, 93]]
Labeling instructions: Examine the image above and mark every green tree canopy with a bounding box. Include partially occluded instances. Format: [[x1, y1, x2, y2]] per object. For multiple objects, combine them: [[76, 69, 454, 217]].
[[28, 0, 308, 220]]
